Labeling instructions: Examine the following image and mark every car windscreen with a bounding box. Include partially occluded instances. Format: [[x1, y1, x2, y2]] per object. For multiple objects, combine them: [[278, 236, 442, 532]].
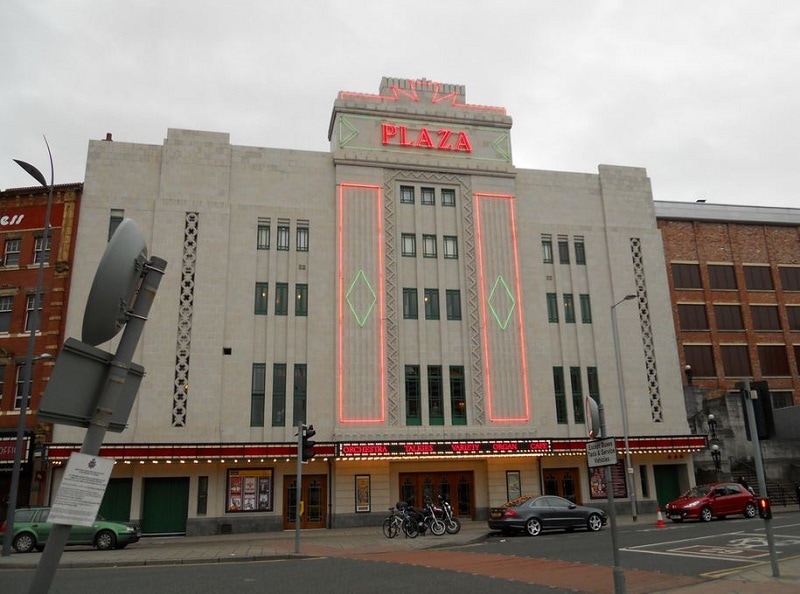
[[684, 486, 712, 498]]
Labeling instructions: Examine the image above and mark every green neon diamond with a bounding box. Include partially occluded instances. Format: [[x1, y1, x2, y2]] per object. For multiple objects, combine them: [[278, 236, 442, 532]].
[[487, 275, 516, 330], [345, 269, 377, 327]]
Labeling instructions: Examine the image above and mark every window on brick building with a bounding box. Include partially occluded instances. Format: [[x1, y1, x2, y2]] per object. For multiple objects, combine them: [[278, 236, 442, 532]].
[[743, 266, 774, 290], [771, 391, 793, 409], [779, 266, 800, 291], [708, 264, 737, 290], [684, 344, 715, 377], [751, 306, 780, 331], [758, 345, 790, 376], [787, 306, 800, 331], [721, 345, 751, 377], [678, 304, 709, 330], [672, 263, 702, 289], [714, 304, 744, 331]]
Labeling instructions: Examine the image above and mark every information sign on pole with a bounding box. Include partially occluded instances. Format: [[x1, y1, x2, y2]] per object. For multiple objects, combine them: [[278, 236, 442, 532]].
[[586, 437, 618, 468], [47, 453, 114, 527]]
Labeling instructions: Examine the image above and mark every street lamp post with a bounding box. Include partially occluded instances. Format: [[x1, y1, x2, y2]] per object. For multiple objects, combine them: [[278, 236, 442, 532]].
[[1, 137, 55, 558], [611, 293, 638, 523]]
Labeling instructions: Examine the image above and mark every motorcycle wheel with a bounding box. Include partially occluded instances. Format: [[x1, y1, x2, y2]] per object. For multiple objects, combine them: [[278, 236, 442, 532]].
[[402, 517, 419, 538], [445, 517, 461, 535], [429, 518, 446, 536]]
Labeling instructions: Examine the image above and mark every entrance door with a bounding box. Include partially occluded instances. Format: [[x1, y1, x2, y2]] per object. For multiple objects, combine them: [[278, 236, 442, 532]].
[[654, 465, 681, 510], [543, 468, 580, 504], [141, 477, 189, 535], [100, 478, 133, 522], [398, 471, 474, 518], [284, 475, 327, 530]]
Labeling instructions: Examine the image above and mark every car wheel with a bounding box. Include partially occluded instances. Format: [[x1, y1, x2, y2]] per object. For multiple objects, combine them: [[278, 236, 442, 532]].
[[525, 517, 542, 537], [700, 507, 713, 522], [95, 529, 117, 551], [13, 532, 36, 553], [744, 502, 757, 518], [587, 513, 603, 532]]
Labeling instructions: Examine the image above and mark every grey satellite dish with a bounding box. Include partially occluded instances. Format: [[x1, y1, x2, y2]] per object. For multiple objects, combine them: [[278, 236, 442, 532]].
[[82, 218, 148, 346]]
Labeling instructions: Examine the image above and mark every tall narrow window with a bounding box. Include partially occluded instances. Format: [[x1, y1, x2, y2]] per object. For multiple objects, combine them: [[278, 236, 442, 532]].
[[14, 364, 32, 410], [401, 233, 416, 257], [405, 365, 421, 425], [24, 293, 43, 332], [403, 288, 418, 319], [197, 476, 209, 515], [563, 294, 575, 323], [574, 238, 586, 265], [546, 293, 559, 323], [271, 364, 286, 426], [441, 188, 456, 207], [541, 237, 553, 264], [570, 367, 584, 423], [446, 289, 461, 320], [443, 236, 458, 259], [250, 363, 266, 427], [296, 226, 309, 252], [277, 224, 290, 251], [108, 209, 124, 241], [421, 187, 435, 205], [424, 289, 440, 320], [579, 294, 592, 323], [275, 283, 288, 315], [295, 284, 308, 316], [3, 239, 20, 267], [254, 282, 268, 315], [292, 364, 307, 426], [553, 367, 567, 424], [400, 185, 415, 204], [257, 219, 270, 250], [33, 234, 51, 264], [450, 366, 466, 425], [587, 367, 600, 404], [0, 295, 12, 332], [558, 238, 570, 264], [428, 365, 444, 425], [422, 234, 437, 258]]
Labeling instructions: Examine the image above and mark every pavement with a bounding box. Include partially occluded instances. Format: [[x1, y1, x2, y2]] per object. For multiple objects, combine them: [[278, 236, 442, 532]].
[[2, 512, 799, 594]]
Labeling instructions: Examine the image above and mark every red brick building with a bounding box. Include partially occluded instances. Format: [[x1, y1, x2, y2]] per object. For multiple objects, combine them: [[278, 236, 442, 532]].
[[0, 182, 81, 517]]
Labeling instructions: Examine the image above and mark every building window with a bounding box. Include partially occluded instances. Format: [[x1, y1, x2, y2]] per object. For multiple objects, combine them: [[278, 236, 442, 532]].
[[678, 304, 709, 330], [250, 364, 266, 427], [672, 263, 702, 289], [401, 233, 416, 257], [720, 345, 751, 377], [708, 264, 736, 290], [275, 283, 289, 315], [441, 188, 456, 207], [296, 226, 309, 252], [292, 364, 307, 426], [428, 365, 444, 425], [0, 295, 12, 332], [684, 344, 716, 377], [450, 366, 466, 425], [541, 237, 553, 263], [558, 239, 570, 264], [587, 367, 600, 404], [3, 239, 20, 267], [271, 364, 286, 426], [295, 284, 308, 316], [421, 187, 435, 205], [254, 282, 268, 315], [759, 345, 789, 376], [771, 391, 793, 409], [109, 209, 124, 241], [14, 364, 32, 410], [197, 476, 209, 515], [563, 294, 575, 323], [743, 265, 773, 290], [574, 238, 586, 265], [446, 289, 461, 320], [24, 293, 42, 332], [546, 293, 559, 323], [553, 367, 568, 424], [33, 234, 51, 264], [715, 304, 744, 330], [787, 306, 800, 331], [424, 289, 440, 320], [570, 367, 584, 423], [443, 236, 458, 259], [579, 294, 592, 323], [257, 220, 270, 250], [405, 365, 421, 425], [400, 185, 415, 204], [403, 288, 418, 319], [751, 306, 781, 331], [276, 225, 290, 251], [779, 266, 800, 291], [422, 234, 437, 258]]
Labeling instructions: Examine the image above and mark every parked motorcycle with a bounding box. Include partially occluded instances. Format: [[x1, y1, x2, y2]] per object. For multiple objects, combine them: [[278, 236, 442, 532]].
[[437, 494, 461, 535]]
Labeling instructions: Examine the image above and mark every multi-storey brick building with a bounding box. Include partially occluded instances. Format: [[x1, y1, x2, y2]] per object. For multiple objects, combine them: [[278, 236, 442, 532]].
[[0, 182, 82, 520], [45, 78, 704, 535]]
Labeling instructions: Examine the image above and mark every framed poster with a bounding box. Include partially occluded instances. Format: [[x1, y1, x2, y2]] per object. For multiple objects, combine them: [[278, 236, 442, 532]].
[[226, 468, 273, 512], [588, 462, 628, 499], [506, 470, 521, 501], [355, 475, 371, 513]]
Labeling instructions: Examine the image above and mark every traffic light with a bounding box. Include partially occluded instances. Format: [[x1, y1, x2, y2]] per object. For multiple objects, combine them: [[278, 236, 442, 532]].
[[757, 497, 772, 519], [301, 424, 316, 462]]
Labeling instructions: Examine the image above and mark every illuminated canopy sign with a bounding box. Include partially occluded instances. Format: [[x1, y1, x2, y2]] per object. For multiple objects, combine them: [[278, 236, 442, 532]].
[[381, 122, 473, 152], [337, 439, 551, 458]]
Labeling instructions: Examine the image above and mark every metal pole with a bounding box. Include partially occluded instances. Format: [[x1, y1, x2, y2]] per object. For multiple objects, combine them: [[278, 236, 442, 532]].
[[611, 295, 637, 522], [295, 422, 303, 554], [2, 139, 55, 558], [742, 379, 780, 577], [27, 256, 166, 594], [599, 402, 626, 594]]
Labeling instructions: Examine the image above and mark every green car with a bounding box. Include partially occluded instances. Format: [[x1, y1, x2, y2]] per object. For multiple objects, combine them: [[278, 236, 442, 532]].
[[1, 507, 141, 553]]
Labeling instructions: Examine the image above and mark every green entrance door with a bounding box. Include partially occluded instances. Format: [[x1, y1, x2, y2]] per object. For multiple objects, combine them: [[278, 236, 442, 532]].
[[99, 478, 133, 522], [141, 477, 190, 535], [654, 465, 681, 510]]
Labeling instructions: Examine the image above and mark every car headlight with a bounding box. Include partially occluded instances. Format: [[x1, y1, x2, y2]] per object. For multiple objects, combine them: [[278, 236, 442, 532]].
[[686, 501, 701, 508]]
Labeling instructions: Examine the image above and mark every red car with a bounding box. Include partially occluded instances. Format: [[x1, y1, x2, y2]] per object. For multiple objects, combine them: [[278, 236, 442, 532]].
[[665, 482, 756, 523]]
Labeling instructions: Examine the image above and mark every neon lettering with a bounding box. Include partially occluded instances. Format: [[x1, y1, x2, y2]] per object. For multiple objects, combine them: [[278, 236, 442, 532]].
[[381, 123, 397, 144], [0, 214, 24, 226], [436, 129, 452, 150], [416, 127, 433, 148], [454, 131, 473, 152], [380, 122, 472, 153], [451, 443, 479, 452]]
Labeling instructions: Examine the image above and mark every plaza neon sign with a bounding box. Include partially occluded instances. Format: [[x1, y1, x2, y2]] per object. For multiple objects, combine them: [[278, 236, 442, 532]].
[[381, 122, 473, 152]]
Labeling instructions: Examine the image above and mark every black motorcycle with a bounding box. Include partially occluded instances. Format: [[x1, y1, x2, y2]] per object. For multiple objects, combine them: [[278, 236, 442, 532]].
[[437, 494, 461, 534]]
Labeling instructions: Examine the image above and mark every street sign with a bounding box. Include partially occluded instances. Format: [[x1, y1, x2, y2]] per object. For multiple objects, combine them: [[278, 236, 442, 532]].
[[586, 437, 618, 468]]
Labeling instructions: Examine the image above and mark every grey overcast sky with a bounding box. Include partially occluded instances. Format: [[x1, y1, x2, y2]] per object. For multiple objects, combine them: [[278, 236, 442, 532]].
[[2, 1, 798, 208]]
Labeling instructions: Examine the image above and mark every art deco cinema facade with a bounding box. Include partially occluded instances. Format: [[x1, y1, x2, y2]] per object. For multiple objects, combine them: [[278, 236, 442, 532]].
[[47, 78, 704, 535]]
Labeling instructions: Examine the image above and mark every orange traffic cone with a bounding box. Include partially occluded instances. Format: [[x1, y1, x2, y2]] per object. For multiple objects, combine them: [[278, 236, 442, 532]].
[[656, 506, 666, 528]]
